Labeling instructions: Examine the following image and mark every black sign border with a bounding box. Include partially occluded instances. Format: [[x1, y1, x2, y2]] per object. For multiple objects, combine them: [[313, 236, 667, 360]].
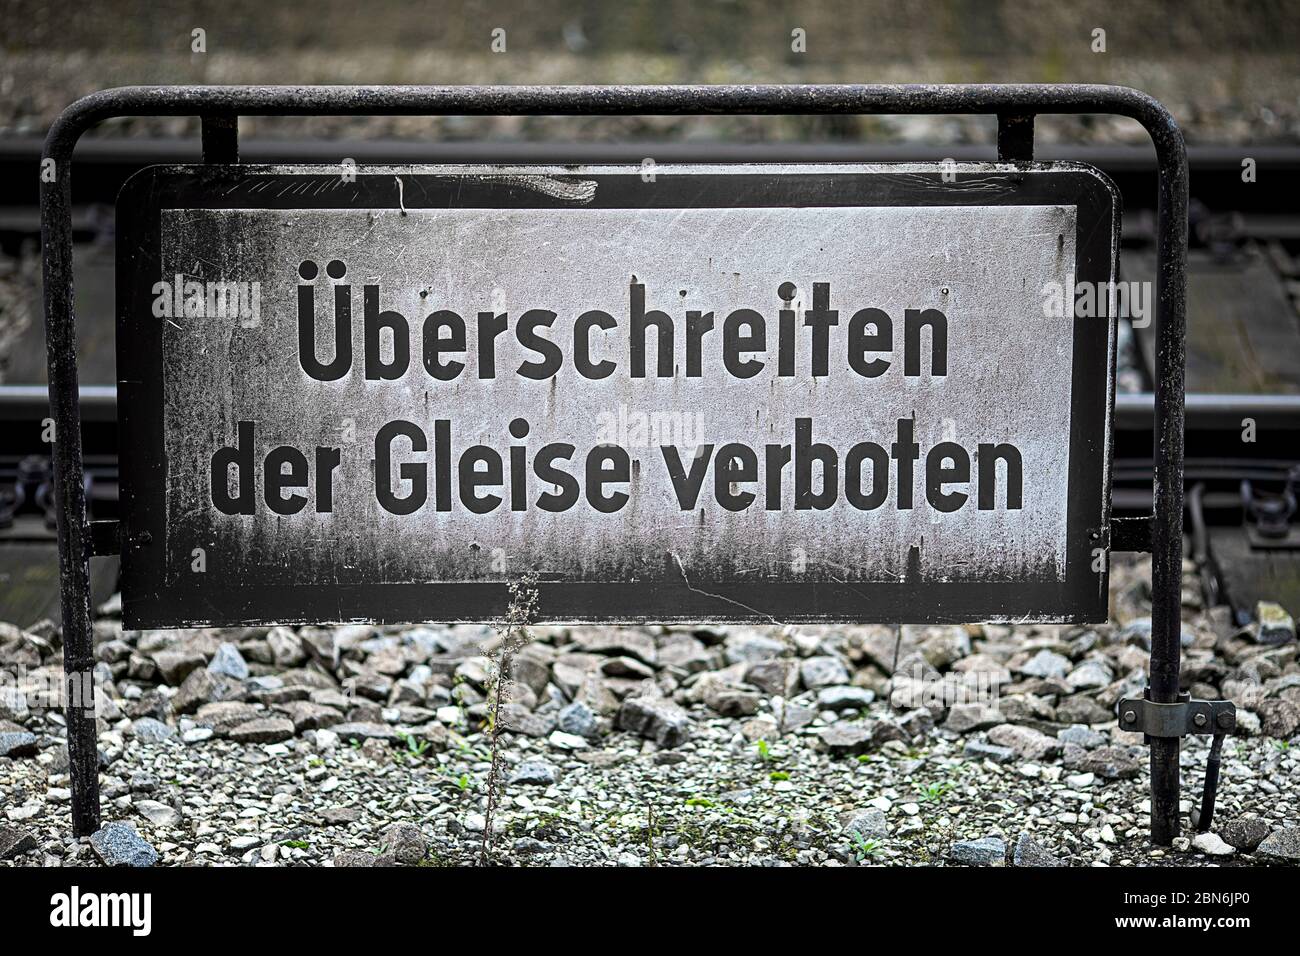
[[116, 163, 1118, 627]]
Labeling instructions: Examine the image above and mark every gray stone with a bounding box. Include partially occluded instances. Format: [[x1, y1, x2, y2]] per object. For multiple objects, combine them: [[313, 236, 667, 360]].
[[275, 700, 343, 732], [773, 701, 817, 732], [1254, 699, 1300, 739], [1253, 601, 1296, 645], [0, 731, 38, 758], [332, 721, 402, 744], [1056, 723, 1108, 750], [1054, 695, 1112, 725], [897, 708, 935, 741], [0, 825, 37, 860], [509, 760, 559, 785], [723, 633, 785, 666], [499, 703, 556, 738], [601, 655, 655, 679], [1066, 660, 1114, 691], [150, 647, 206, 686], [89, 822, 158, 867], [334, 850, 377, 867], [987, 723, 1062, 761], [573, 630, 657, 666], [841, 808, 888, 841], [1065, 744, 1141, 779], [816, 686, 876, 711], [800, 655, 851, 690], [380, 822, 427, 864], [173, 667, 244, 714], [133, 799, 182, 827], [616, 696, 691, 748], [1218, 818, 1271, 852], [702, 682, 763, 717], [1017, 650, 1072, 680], [948, 836, 1006, 866], [964, 740, 1016, 764], [320, 806, 363, 825], [656, 634, 713, 673], [943, 702, 1003, 733], [194, 701, 263, 735], [1256, 827, 1300, 862], [227, 716, 295, 744], [349, 670, 394, 701], [207, 642, 250, 680], [513, 837, 552, 855], [1012, 832, 1065, 867], [815, 720, 905, 756], [0, 686, 29, 723], [267, 626, 307, 667], [129, 717, 176, 744], [744, 659, 797, 696], [557, 701, 599, 739]]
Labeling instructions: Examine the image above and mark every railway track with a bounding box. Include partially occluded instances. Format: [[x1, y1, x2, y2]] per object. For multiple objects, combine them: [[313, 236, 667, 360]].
[[0, 137, 1297, 625]]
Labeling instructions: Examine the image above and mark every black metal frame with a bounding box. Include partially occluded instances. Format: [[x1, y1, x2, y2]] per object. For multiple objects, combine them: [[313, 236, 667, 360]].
[[41, 84, 1189, 843]]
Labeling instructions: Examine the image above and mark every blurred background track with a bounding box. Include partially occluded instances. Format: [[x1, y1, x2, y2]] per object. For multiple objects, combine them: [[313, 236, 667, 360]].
[[0, 0, 1297, 625]]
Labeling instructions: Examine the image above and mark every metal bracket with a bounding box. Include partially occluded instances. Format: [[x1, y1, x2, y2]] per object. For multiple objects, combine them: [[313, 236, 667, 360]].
[[1118, 693, 1236, 739], [1243, 465, 1300, 550]]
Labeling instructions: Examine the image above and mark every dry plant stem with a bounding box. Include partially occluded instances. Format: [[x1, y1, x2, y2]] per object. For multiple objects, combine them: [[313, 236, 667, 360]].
[[647, 801, 656, 866], [479, 572, 540, 867], [479, 626, 514, 866]]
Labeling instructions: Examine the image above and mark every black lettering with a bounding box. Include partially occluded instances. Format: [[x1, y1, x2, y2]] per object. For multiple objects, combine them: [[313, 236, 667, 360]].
[[476, 311, 508, 379], [715, 443, 758, 511], [795, 417, 837, 510], [662, 445, 714, 510], [926, 441, 970, 513], [978, 443, 1024, 509], [422, 310, 466, 381], [314, 446, 341, 513], [765, 443, 792, 510], [575, 310, 616, 379], [517, 309, 563, 380], [264, 446, 309, 515], [375, 420, 427, 515], [848, 308, 892, 378], [723, 309, 765, 379], [586, 446, 630, 513], [845, 441, 889, 510], [891, 417, 920, 510], [904, 308, 948, 376], [685, 310, 714, 378], [211, 420, 255, 515], [535, 443, 580, 512], [297, 281, 352, 381], [630, 282, 674, 378], [804, 282, 839, 378], [363, 285, 410, 380], [459, 446, 503, 514]]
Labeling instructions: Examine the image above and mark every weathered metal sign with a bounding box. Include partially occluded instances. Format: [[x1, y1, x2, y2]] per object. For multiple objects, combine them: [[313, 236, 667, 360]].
[[116, 163, 1118, 627]]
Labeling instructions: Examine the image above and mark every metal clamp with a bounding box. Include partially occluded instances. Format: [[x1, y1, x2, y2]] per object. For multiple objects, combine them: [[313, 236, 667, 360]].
[[1117, 693, 1236, 738]]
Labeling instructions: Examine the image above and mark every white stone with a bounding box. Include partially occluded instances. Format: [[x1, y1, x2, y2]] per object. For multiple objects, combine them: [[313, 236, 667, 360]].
[[1191, 832, 1235, 857]]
